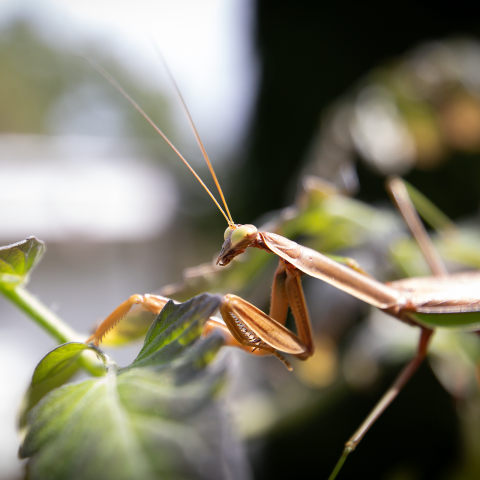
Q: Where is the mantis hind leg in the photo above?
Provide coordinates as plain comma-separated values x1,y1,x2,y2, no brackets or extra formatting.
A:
387,177,448,278
329,327,433,480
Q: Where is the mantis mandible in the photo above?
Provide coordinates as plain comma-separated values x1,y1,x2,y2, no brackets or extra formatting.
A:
85,59,480,479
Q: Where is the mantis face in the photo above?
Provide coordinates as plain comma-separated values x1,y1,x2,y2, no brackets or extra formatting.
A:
217,224,258,266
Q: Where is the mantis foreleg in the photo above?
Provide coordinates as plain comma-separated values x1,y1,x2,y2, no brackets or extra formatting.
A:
86,293,268,357
270,259,315,358
86,294,170,345
270,259,289,325
284,262,315,358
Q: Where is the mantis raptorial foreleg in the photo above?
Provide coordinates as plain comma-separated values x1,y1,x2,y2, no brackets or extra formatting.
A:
85,293,266,355
86,290,309,369
270,259,289,325
269,259,315,358
86,294,170,345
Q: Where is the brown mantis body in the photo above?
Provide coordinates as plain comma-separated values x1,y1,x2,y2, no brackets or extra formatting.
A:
86,59,480,478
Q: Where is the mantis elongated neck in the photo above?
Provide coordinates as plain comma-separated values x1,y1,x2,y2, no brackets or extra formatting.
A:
260,232,402,310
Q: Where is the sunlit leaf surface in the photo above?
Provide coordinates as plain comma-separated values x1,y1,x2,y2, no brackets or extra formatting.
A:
0,236,45,287
20,294,248,480
19,342,106,428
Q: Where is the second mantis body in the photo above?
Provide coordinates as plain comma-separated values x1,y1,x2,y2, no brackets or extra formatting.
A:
86,59,480,479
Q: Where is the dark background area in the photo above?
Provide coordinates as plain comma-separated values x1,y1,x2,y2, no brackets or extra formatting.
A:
236,2,480,223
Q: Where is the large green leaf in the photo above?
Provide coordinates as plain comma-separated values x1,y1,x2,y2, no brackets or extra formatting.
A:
0,236,45,287
20,294,248,480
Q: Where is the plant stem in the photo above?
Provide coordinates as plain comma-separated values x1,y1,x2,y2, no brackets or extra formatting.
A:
0,285,103,376
328,447,351,480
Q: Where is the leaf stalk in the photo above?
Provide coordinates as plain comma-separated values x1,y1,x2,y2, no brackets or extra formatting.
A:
0,285,104,376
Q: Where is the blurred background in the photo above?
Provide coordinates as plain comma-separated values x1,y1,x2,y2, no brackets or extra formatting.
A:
2,0,480,479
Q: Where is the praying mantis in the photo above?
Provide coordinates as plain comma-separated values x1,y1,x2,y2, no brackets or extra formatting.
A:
85,60,480,479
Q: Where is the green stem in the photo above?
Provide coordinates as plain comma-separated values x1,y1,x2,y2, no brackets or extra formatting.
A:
0,285,103,376
328,447,352,480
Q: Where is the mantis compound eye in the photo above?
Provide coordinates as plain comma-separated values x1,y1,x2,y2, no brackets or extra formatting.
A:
224,225,235,240
230,224,258,248
217,224,257,266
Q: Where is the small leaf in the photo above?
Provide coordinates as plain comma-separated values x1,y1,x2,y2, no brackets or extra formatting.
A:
19,342,107,428
0,236,45,287
20,294,248,480
129,294,221,370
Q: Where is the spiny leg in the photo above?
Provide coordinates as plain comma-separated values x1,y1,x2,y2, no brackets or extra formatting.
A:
214,257,314,367
270,259,289,324
284,263,315,358
86,293,279,358
268,258,315,359
86,294,170,345
269,255,369,360
202,317,270,357
328,327,433,480
270,252,377,361
219,294,310,370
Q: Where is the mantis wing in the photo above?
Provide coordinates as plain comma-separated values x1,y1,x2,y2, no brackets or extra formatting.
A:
390,271,480,329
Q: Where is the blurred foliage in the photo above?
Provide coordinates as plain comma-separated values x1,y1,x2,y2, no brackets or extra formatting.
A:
237,2,480,223
310,39,480,223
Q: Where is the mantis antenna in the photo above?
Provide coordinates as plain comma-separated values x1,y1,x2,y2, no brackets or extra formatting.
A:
151,45,234,227
86,58,234,226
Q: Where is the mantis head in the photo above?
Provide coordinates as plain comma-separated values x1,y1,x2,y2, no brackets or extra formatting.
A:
217,224,258,266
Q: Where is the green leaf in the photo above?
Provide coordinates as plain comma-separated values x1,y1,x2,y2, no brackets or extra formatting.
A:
19,342,106,428
129,295,221,370
20,293,246,480
0,236,45,287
